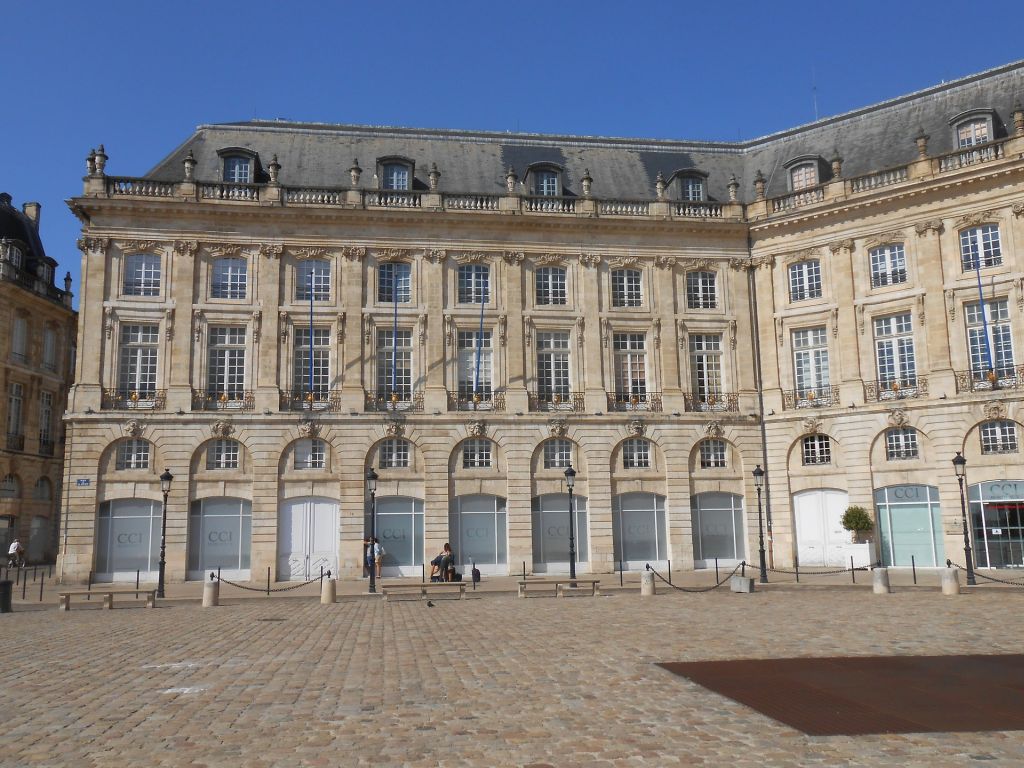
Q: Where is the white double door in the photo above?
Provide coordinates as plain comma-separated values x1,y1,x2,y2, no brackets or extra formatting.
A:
278,497,338,581
793,489,849,567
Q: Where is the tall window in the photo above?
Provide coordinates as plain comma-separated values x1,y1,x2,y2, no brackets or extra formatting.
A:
966,299,1014,379
790,163,818,190
793,327,830,397
543,439,572,469
206,439,240,470
686,271,717,309
378,262,411,303
293,327,330,397
802,435,831,465
680,176,705,201
957,119,990,147
613,333,647,401
382,163,409,190
379,438,411,469
376,329,412,399
611,269,642,307
123,254,161,296
10,316,27,363
6,383,22,438
699,439,727,468
211,258,247,299
457,330,492,400
458,264,490,304
689,334,722,403
536,331,570,401
535,170,558,196
33,478,52,500
118,325,159,395
870,244,907,288
296,260,331,301
207,327,247,397
960,225,1002,271
535,267,567,305
42,327,57,371
38,391,53,447
789,261,822,301
463,438,493,468
294,439,326,470
223,156,251,183
981,421,1018,454
874,314,916,387
885,428,919,460
622,438,651,469
116,438,150,470
0,475,17,498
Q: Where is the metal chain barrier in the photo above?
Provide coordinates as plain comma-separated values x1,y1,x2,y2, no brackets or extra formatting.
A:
766,563,874,577
946,560,1024,587
645,562,743,593
214,574,323,593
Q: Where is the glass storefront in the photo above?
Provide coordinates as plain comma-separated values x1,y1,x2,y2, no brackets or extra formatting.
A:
875,485,943,567
188,497,252,579
612,492,667,569
692,492,744,567
28,516,47,563
969,481,1024,568
365,496,424,576
531,494,589,573
96,499,161,580
449,494,507,574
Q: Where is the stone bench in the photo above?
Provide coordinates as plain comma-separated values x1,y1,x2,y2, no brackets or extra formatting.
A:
58,589,157,611
517,579,601,598
380,581,467,601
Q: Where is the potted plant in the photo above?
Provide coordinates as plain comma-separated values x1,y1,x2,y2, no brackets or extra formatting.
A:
841,505,874,544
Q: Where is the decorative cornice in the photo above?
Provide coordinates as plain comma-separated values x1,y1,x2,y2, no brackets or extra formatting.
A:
728,257,749,271
914,219,944,237
750,254,775,270
784,247,821,263
1013,202,1024,219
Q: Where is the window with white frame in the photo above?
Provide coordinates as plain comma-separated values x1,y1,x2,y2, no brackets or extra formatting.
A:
462,438,493,468
680,176,705,202
885,428,919,460
296,260,331,302
38,391,52,446
116,438,150,470
981,420,1018,454
536,331,571,401
789,260,822,301
118,324,159,395
207,327,246,398
793,327,830,398
686,271,717,309
6,383,22,438
223,156,252,183
622,438,651,469
10,315,26,363
294,438,326,470
206,439,240,470
382,163,410,190
959,225,1002,271
869,244,907,288
535,267,567,305
802,434,831,465
458,264,489,304
790,163,818,190
699,439,727,468
457,330,492,400
535,170,559,196
378,262,411,303
613,333,647,401
379,438,411,469
957,119,990,148
42,327,57,371
2,243,23,268
123,254,161,296
543,438,572,469
874,313,916,388
211,257,247,299
376,329,412,400
689,334,723,403
611,269,642,308
966,299,1014,379
293,327,330,398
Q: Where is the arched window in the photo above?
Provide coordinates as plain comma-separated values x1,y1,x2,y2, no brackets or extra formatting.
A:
32,477,52,500
956,118,990,148
611,269,642,308
211,257,248,299
885,428,918,461
116,439,150,470
869,244,907,287
980,421,1018,455
462,438,493,469
802,435,831,465
0,475,19,498
698,439,726,468
206,439,241,470
959,225,1002,271
379,438,411,469
294,439,327,470
622,438,651,469
543,438,572,469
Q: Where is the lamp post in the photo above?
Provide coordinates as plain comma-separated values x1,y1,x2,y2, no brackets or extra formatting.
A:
157,468,173,598
366,466,379,594
753,464,767,583
564,463,577,581
953,452,977,585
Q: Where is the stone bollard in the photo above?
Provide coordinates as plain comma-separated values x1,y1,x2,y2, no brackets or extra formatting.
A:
872,567,892,594
321,577,336,605
640,571,655,597
941,569,961,596
730,575,755,593
202,579,219,608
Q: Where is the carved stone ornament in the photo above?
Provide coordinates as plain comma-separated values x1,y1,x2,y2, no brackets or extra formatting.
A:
279,311,289,341
600,318,609,348
467,419,486,437
418,314,427,346
802,416,823,435
535,253,566,266
210,420,234,438
750,254,775,270
193,309,203,342
207,243,242,258
165,308,174,341
252,310,262,343
1017,278,1024,313
384,420,403,437
578,252,602,268
863,230,905,249
677,319,687,349
831,308,839,338
627,419,646,436
984,401,1007,421
704,420,724,438
424,248,445,263
258,243,283,259
775,317,784,347
444,314,454,346
654,255,677,270
827,239,854,254
342,245,367,261
576,317,585,348
293,246,328,260
610,256,639,269
914,219,944,237
297,419,320,438
377,247,412,262
1013,202,1024,219
497,315,507,347
524,316,534,347
917,294,926,326
682,257,712,271
502,251,525,266
954,210,996,230
728,257,749,271
116,240,159,254
104,306,113,339
728,320,737,349
123,419,144,437
454,251,489,265
654,318,662,349
548,418,568,438
173,240,198,257
857,304,865,335
336,312,345,344
77,236,110,254
887,408,909,428
946,289,957,320
363,315,374,345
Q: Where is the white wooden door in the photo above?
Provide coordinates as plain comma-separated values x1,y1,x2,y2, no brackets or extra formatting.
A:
277,497,338,581
793,489,849,567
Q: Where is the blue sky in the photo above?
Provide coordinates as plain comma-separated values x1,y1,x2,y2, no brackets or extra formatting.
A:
4,0,1024,307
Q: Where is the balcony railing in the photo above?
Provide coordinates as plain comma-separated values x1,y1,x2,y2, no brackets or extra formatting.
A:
607,392,663,412
192,390,256,411
783,386,840,410
366,190,421,208
39,439,54,457
106,177,175,197
849,166,908,193
683,392,739,412
200,182,260,201
673,201,723,218
102,389,166,410
445,193,500,211
283,187,346,205
528,391,585,412
870,269,908,288
524,196,576,214
599,200,650,216
771,186,825,213
365,390,424,412
864,377,927,402
447,390,506,411
955,366,1024,394
6,434,23,452
937,139,1006,172
279,389,342,412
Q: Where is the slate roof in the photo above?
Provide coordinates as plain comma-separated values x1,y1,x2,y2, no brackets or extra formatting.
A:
0,193,50,265
145,60,1024,203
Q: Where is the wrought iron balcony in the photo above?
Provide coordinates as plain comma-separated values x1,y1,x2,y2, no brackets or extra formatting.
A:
192,389,256,411
38,439,54,457
5,433,23,452
279,389,342,412
528,391,585,412
365,389,424,412
683,392,739,412
447,390,506,412
864,377,927,402
783,386,840,410
607,392,663,412
102,389,166,410
955,366,1024,394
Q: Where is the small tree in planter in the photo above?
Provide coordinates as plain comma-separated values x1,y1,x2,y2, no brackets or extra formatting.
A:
841,505,874,544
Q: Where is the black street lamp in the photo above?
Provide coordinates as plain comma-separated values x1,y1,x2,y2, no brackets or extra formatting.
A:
953,452,977,586
753,464,767,583
564,463,577,581
366,466,379,594
157,468,173,599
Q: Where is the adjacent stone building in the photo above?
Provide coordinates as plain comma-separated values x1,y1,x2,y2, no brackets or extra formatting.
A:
61,61,1024,584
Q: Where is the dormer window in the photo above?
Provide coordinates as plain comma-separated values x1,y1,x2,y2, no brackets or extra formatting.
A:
536,170,558,196
223,156,252,183
526,163,564,196
950,110,996,148
1,242,24,268
681,176,705,201
790,163,818,190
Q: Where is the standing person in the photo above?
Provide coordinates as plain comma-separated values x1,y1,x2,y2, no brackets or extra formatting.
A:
373,537,384,579
7,537,24,568
362,537,371,578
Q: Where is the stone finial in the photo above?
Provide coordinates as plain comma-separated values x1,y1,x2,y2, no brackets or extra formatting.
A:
655,171,666,200
727,174,739,202
86,149,97,177
94,145,108,175
581,168,593,197
1013,101,1024,137
183,150,196,182
428,163,441,191
753,170,766,201
505,166,519,194
914,128,929,159
830,152,843,179
349,159,362,187
267,154,281,185
64,272,72,293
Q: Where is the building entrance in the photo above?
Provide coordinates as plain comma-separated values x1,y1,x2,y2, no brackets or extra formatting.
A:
277,497,338,581
970,481,1024,568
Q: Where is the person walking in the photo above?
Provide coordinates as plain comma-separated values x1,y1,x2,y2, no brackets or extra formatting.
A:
7,537,24,568
372,537,384,579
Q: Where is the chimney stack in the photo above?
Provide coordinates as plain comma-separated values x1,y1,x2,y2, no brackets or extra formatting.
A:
22,202,41,227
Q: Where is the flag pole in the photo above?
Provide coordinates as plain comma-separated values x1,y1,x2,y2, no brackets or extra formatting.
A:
473,276,485,409
308,269,314,410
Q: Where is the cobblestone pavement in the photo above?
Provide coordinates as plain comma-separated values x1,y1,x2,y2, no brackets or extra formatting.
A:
3,587,1024,767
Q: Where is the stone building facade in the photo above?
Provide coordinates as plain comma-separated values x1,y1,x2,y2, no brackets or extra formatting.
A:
61,62,1024,583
